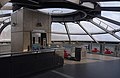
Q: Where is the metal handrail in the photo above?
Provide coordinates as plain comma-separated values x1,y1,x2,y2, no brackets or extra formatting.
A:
96,18,116,31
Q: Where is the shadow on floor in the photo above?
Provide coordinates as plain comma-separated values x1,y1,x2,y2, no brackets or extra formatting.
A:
27,59,120,78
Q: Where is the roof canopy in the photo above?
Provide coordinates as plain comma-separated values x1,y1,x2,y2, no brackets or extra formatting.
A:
1,0,120,43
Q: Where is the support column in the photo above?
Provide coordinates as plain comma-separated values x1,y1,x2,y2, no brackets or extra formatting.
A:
88,42,92,52
11,8,51,52
114,45,118,56
115,43,120,56
100,42,105,54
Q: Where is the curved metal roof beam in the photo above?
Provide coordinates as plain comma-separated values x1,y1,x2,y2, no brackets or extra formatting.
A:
0,21,11,35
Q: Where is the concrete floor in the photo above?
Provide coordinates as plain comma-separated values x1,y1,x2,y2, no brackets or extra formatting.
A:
25,54,120,78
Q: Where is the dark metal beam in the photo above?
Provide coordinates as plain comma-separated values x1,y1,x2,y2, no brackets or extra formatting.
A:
63,22,71,43
12,4,21,11
0,4,2,8
11,0,94,10
97,15,120,26
38,2,93,10
52,10,87,22
101,7,120,11
77,22,99,43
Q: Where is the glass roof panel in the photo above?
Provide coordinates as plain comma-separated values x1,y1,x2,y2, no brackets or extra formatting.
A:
51,23,67,33
92,34,120,42
51,34,69,41
93,18,120,31
80,21,105,33
98,1,120,7
115,32,120,37
66,22,86,34
70,35,93,41
81,2,94,9
67,0,80,4
101,11,120,22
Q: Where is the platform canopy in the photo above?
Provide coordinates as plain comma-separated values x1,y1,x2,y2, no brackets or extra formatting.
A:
1,0,120,43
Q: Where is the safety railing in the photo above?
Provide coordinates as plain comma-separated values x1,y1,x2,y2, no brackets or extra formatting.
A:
96,18,116,31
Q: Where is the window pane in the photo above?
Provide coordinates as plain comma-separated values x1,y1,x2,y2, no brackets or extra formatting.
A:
93,34,120,42
93,18,120,31
81,2,94,9
70,35,93,41
51,34,69,41
99,1,120,7
115,32,120,37
80,21,105,33
66,22,86,34
51,23,67,33
101,11,120,22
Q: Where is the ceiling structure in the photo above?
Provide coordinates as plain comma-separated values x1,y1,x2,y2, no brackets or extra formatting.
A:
1,0,120,43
